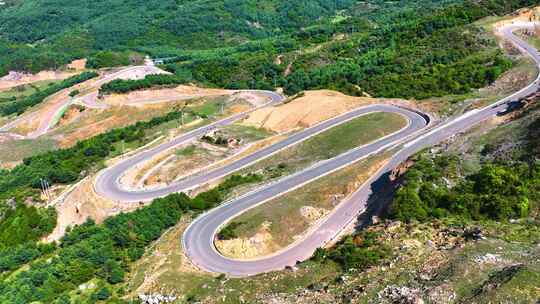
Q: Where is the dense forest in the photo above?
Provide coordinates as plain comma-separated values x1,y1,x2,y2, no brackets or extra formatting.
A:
389,155,539,221
23,0,530,102
0,173,261,303
0,0,535,98
167,0,523,99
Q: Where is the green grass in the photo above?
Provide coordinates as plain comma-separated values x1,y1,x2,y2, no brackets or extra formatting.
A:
176,144,196,156
227,153,390,250
190,99,222,117
241,112,406,176
0,80,59,101
0,137,57,163
222,124,273,142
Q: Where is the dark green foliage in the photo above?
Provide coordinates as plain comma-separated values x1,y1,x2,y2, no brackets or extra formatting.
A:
0,203,57,248
92,287,111,301
0,242,56,273
69,89,80,97
0,202,57,273
389,154,539,222
0,0,361,74
0,172,263,303
526,116,540,158
99,74,189,95
217,221,243,240
189,173,263,211
86,51,131,69
0,0,532,102
0,71,98,116
314,231,388,271
161,0,532,100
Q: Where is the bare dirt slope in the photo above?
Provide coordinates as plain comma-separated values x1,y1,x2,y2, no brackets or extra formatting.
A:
104,85,232,106
241,90,415,133
0,58,88,90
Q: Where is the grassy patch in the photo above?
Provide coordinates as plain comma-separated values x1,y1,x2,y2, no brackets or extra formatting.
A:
0,137,57,163
222,124,273,142
176,144,197,157
223,152,390,252
241,112,406,177
0,80,59,101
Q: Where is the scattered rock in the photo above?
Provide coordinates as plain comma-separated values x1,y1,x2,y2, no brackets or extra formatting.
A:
138,293,177,304
299,206,329,222
474,253,502,265
78,282,96,291
378,285,424,304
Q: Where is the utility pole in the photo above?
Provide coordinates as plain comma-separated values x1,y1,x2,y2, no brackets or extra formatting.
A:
40,178,45,201
40,178,51,203
45,180,52,202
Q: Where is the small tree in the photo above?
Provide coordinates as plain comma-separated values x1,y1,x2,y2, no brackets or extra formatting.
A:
69,90,80,98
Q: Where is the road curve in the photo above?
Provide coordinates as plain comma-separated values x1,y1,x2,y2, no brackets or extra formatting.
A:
0,65,165,138
95,104,426,202
178,23,540,276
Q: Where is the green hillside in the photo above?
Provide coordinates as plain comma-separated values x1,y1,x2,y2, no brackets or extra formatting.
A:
1,0,537,100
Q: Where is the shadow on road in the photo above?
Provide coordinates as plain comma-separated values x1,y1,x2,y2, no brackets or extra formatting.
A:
354,169,404,232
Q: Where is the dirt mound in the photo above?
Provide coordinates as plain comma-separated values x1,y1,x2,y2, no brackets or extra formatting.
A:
215,221,279,259
241,90,406,133
493,6,540,29
67,59,87,71
104,85,232,106
0,70,76,91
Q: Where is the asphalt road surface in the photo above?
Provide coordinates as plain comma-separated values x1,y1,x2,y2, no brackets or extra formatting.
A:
179,23,540,276
0,65,165,138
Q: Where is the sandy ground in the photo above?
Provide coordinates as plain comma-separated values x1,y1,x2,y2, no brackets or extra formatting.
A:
67,59,87,71
241,90,415,133
52,103,178,147
45,175,142,242
0,58,88,91
0,70,76,91
492,6,540,29
104,85,233,106
215,221,278,260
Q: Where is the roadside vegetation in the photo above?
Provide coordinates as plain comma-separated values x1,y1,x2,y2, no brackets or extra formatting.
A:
0,71,98,116
0,172,262,303
0,107,215,202
99,74,187,95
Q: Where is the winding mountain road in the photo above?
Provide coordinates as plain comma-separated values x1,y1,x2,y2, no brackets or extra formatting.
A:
39,22,540,276
95,104,426,202
180,23,540,276
0,65,166,138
